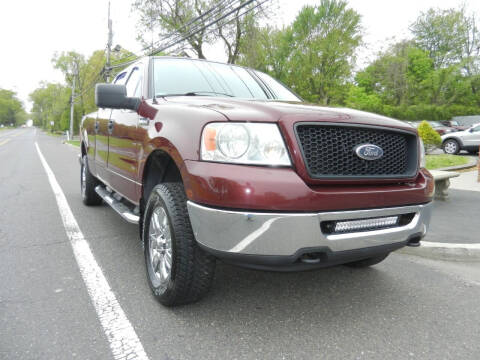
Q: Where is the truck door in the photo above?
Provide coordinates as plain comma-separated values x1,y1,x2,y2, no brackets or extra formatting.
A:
106,64,144,203
94,108,112,181
94,71,128,182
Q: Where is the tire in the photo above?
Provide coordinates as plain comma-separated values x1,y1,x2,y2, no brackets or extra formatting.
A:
345,253,389,268
442,139,460,155
143,183,216,306
81,154,102,206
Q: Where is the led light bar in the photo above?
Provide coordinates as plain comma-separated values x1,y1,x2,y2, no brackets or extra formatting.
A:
334,216,399,233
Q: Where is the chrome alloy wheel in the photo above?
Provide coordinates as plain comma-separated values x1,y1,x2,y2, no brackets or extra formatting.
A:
81,159,87,198
444,140,458,154
148,206,173,287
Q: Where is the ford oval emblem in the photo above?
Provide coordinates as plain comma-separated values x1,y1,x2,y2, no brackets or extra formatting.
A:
354,144,384,160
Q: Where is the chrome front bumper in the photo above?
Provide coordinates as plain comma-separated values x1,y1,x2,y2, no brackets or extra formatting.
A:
187,201,433,258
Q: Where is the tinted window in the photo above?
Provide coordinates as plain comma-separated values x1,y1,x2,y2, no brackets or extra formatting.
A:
114,71,128,85
153,58,289,100
125,67,142,97
255,71,301,101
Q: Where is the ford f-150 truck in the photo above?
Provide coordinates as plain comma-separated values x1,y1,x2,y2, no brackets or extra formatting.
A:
80,56,434,306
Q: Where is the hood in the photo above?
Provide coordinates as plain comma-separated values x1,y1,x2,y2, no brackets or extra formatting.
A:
163,96,415,131
442,128,470,139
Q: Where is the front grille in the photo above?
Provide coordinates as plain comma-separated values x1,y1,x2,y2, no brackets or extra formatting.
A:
295,123,418,179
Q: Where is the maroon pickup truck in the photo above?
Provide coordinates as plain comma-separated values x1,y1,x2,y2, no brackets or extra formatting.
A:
80,56,434,306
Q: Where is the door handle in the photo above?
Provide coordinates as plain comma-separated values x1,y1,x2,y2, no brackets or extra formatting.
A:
138,117,149,126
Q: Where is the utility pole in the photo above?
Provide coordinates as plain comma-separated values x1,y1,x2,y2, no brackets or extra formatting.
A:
106,1,113,82
69,62,78,141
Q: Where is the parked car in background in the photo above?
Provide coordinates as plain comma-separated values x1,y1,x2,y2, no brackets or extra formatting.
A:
440,119,470,131
450,115,480,130
409,121,455,135
442,123,480,154
426,121,456,135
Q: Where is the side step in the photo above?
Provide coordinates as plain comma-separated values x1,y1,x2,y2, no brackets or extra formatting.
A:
95,185,140,224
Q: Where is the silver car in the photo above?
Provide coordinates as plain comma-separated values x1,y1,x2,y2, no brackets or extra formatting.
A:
441,123,480,154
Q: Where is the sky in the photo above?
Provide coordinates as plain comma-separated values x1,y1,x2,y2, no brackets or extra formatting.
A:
1,0,479,112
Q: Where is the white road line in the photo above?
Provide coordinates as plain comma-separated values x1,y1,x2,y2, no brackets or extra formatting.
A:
35,142,149,360
422,241,480,250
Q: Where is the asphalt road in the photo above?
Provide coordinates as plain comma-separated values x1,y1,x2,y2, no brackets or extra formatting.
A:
1,128,480,360
428,189,480,243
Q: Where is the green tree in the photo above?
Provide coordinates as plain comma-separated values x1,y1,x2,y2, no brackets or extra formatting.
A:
344,85,383,113
0,89,26,126
49,49,132,134
410,8,468,68
351,37,479,120
29,83,72,131
240,0,362,105
238,25,293,78
287,1,362,104
417,120,441,152
214,0,271,64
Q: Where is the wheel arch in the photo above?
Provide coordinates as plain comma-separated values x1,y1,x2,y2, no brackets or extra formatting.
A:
141,149,184,204
442,136,463,147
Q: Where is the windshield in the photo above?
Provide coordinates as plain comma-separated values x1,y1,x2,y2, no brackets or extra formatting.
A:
153,58,301,101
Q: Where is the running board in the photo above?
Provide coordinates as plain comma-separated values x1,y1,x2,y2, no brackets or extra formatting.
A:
95,185,140,224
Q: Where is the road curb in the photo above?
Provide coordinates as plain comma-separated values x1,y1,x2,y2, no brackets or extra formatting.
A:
435,156,478,171
398,241,480,262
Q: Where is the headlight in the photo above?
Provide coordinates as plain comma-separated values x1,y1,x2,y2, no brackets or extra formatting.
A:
201,123,291,166
419,138,426,168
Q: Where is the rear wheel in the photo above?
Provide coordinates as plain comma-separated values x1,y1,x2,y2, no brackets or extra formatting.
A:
345,253,389,268
443,139,460,155
81,154,102,206
143,183,216,306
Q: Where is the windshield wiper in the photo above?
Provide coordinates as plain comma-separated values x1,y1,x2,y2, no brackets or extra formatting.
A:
156,91,234,98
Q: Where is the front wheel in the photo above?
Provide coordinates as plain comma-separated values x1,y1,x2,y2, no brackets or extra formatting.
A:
81,154,102,206
143,183,216,306
443,139,460,155
345,253,389,268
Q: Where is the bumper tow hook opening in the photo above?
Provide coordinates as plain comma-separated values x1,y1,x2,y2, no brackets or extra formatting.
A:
300,253,323,264
407,235,422,247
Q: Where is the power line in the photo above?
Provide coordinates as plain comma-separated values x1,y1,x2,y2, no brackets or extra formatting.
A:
71,48,109,102
110,0,266,69
109,0,239,68
143,0,238,53
72,70,105,102
148,0,252,55
152,0,270,57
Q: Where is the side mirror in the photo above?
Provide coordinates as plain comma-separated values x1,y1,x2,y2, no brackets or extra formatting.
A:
95,84,141,111
469,128,474,133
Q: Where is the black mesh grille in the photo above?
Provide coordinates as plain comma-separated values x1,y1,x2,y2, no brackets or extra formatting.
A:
295,124,417,179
